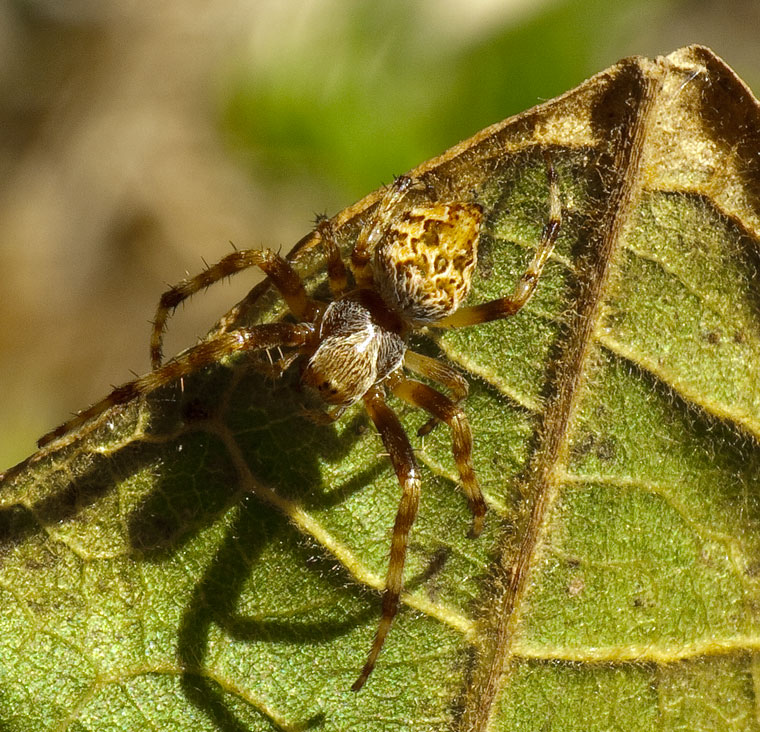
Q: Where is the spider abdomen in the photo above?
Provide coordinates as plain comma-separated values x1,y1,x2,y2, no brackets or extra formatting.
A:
373,203,482,325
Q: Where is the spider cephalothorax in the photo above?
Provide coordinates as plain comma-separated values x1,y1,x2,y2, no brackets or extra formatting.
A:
39,163,561,690
302,291,406,411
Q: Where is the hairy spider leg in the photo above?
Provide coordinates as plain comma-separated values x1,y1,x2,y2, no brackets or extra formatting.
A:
389,373,485,537
352,385,422,692
350,175,417,288
403,351,468,402
150,248,319,368
435,154,562,329
314,215,349,297
403,350,469,437
38,322,314,447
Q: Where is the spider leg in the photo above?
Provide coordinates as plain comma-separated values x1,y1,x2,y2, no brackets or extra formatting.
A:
350,175,417,288
314,215,349,296
403,350,468,436
435,153,561,329
352,385,421,691
389,373,485,538
39,322,313,447
151,248,319,368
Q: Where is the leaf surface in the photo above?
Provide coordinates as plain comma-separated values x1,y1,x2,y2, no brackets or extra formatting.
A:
1,46,759,731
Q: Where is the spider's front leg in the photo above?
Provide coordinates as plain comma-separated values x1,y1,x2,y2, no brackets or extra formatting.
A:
350,175,419,288
352,385,421,691
150,248,319,369
39,322,314,447
314,215,349,297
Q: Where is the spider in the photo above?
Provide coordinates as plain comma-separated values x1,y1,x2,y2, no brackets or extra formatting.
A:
39,157,561,690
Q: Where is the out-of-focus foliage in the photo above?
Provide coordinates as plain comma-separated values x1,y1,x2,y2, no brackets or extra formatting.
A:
223,0,670,197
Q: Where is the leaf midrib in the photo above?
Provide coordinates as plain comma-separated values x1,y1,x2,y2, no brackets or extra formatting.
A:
459,57,664,732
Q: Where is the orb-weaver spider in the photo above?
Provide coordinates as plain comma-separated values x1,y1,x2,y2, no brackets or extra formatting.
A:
39,157,561,690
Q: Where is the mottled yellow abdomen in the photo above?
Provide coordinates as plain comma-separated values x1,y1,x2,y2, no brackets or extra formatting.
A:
372,202,482,325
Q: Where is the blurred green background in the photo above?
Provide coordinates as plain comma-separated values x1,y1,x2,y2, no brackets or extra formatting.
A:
1,0,758,470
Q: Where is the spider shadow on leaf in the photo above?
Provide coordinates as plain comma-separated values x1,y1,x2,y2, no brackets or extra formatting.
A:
123,353,467,728
126,363,382,556
3,355,406,730
119,361,410,728
175,486,457,732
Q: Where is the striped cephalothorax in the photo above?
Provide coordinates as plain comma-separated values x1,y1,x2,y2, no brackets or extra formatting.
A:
39,163,562,690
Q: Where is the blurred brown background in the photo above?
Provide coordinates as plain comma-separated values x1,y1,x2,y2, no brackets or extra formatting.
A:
2,0,758,469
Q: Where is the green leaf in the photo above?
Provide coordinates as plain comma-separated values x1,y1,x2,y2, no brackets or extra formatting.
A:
2,46,759,731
